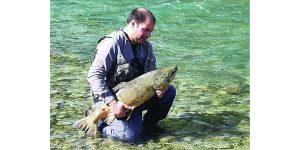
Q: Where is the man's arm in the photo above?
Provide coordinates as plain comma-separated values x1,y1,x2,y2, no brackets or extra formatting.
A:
87,39,117,104
87,38,129,118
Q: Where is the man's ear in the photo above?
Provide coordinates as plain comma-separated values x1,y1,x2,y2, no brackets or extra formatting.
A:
130,20,136,28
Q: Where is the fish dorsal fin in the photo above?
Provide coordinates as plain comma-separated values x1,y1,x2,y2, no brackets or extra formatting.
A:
112,82,127,93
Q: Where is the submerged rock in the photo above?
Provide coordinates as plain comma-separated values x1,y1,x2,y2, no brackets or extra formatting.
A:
223,85,242,95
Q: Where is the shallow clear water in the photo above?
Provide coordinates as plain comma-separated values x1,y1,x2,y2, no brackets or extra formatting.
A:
51,0,249,149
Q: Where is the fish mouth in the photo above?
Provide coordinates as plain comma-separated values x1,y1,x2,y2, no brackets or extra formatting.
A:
153,66,178,90
167,66,178,82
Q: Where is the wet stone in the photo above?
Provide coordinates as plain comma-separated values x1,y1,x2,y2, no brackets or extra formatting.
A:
223,85,242,95
55,101,63,109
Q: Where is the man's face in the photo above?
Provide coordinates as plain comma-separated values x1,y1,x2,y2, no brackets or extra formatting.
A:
132,19,154,44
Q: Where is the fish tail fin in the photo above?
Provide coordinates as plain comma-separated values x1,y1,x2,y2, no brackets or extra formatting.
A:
73,116,98,137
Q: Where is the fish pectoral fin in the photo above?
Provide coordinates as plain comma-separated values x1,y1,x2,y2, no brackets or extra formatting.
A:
112,82,127,93
126,106,135,121
104,116,115,125
126,111,132,121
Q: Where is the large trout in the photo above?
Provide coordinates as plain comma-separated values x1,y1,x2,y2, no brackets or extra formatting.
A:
73,66,178,136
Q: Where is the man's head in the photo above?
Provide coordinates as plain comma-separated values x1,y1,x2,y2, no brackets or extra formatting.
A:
125,8,156,44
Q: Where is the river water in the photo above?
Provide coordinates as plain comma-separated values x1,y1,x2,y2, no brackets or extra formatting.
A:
50,0,249,149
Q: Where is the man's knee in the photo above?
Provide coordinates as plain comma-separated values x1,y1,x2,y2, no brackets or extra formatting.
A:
123,128,143,142
167,84,176,98
160,84,176,104
102,116,143,142
103,125,142,142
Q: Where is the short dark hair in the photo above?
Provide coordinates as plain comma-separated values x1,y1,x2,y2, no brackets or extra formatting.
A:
127,8,156,25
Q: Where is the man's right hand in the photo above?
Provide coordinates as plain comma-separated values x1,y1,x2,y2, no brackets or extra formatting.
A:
108,99,130,118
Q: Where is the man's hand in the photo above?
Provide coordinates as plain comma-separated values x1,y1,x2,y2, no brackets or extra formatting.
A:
155,87,167,98
108,100,130,118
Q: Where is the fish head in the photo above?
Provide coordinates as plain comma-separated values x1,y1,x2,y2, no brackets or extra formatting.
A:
152,66,178,90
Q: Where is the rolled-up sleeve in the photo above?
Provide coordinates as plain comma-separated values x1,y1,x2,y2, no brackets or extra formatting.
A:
87,39,117,104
